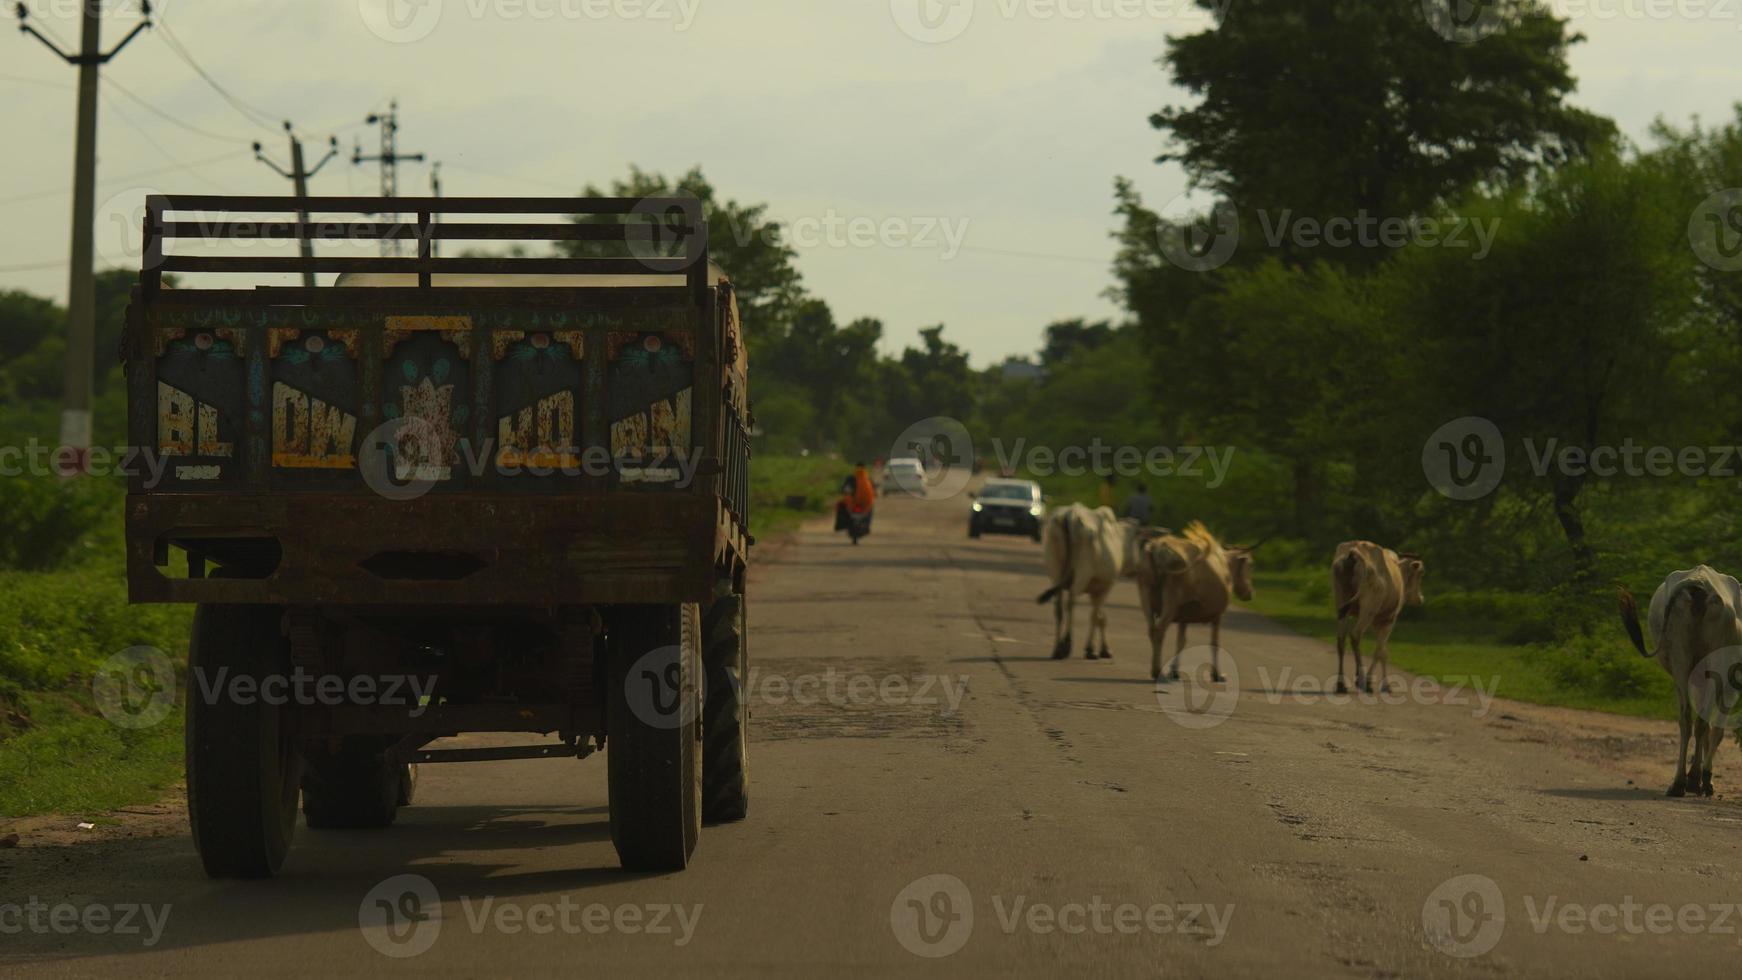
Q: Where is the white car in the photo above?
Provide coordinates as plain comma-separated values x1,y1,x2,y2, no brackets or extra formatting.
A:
882,458,928,496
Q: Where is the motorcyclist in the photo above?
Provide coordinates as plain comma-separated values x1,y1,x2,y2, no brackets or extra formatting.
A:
835,461,877,544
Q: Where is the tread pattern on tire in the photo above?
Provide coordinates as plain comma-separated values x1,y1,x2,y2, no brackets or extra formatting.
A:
702,593,749,824
606,603,702,871
185,603,301,879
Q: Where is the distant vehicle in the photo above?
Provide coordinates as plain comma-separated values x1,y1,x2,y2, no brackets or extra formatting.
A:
882,457,928,496
970,479,1045,541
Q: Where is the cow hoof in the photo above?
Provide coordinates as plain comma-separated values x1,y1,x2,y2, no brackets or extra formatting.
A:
1051,646,1070,661
1083,650,1097,661
1098,648,1112,661
1667,784,1688,798
1334,680,1349,695
1704,784,1716,798
1375,682,1389,695
1168,669,1181,681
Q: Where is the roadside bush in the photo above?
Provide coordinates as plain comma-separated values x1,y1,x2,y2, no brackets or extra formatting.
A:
1536,633,1665,702
0,474,115,571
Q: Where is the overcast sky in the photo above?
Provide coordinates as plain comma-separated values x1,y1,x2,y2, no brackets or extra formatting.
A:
1,1,1737,365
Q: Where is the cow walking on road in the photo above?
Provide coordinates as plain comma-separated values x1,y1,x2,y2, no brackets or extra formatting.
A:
1138,522,1254,683
1036,504,1141,661
1619,566,1742,798
1332,542,1425,695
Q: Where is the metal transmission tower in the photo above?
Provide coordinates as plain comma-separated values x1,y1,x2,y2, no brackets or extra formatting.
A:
255,122,339,288
14,0,154,470
352,100,425,256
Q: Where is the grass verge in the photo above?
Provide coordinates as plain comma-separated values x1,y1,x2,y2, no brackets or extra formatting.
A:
1244,568,1676,721
749,454,852,541
0,512,193,818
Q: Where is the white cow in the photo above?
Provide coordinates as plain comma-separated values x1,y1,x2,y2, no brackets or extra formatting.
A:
1035,504,1141,661
1619,566,1742,798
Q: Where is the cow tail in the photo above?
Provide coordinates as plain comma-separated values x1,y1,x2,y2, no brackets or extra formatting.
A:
1334,552,1361,620
1035,513,1075,605
1617,586,1651,658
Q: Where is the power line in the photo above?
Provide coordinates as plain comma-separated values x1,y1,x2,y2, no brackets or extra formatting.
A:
0,72,72,91
955,244,1108,265
443,161,577,193
0,148,249,207
99,87,236,191
0,258,68,273
153,15,279,135
100,74,254,145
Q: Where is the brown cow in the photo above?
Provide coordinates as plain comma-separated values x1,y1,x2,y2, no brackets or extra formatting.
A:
1331,542,1425,695
1137,522,1254,683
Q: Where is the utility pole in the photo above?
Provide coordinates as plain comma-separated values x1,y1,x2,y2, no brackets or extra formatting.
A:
255,122,339,288
352,100,425,256
429,162,442,258
15,0,153,471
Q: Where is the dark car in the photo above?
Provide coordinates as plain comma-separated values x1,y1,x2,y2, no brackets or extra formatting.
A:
969,479,1045,541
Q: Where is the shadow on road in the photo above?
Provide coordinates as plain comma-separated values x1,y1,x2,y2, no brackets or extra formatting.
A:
1,803,664,964
1539,787,1669,802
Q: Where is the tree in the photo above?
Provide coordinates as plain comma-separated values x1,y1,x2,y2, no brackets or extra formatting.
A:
1378,152,1697,577
558,166,806,329
1153,0,1615,269
1039,319,1115,368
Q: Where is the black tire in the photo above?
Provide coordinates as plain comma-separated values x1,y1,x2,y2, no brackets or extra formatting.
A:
185,603,302,879
606,604,702,871
702,591,749,824
398,763,419,807
302,737,402,829
969,521,981,539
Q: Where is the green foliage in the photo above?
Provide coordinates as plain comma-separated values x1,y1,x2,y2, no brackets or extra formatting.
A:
0,291,60,358
0,474,115,572
747,454,853,540
1155,0,1614,269
560,165,806,328
0,482,193,817
1537,633,1664,703
0,270,144,403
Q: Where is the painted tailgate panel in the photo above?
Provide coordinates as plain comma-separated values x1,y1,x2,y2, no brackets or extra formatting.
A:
153,326,246,489
144,305,701,494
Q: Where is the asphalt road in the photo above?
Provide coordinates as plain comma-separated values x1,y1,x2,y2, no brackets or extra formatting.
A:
5,493,1742,977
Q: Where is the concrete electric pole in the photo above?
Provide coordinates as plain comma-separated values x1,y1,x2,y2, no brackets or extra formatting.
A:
15,0,154,470
255,121,339,288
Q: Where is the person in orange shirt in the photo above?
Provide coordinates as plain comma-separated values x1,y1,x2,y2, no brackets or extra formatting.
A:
836,461,876,544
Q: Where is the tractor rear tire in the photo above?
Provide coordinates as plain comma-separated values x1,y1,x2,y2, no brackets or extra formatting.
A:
185,603,302,879
606,604,702,871
702,592,749,824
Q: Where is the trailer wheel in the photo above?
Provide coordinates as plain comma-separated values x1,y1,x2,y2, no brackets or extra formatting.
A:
398,762,419,807
606,604,702,871
302,737,403,829
185,603,302,879
702,591,749,824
